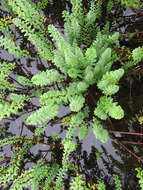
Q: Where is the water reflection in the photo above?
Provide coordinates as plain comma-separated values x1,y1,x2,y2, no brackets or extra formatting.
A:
0,1,143,189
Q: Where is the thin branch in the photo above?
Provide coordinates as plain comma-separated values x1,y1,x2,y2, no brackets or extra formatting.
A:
122,141,143,145
109,130,143,136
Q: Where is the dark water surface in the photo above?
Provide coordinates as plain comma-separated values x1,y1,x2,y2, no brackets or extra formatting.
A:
0,0,143,189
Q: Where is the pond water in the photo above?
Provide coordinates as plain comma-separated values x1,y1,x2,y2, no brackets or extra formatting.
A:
0,0,143,189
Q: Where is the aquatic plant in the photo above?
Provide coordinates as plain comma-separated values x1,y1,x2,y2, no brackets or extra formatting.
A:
0,0,125,144
136,168,143,190
97,180,106,190
114,0,140,7
120,0,140,7
113,174,122,190
0,0,142,189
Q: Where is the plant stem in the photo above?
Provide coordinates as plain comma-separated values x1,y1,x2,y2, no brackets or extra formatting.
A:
122,141,143,145
109,130,143,136
112,137,143,163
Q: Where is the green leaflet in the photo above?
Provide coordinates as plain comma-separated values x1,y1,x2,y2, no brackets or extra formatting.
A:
17,76,32,86
0,61,15,76
132,47,143,62
43,164,59,190
26,103,59,125
97,68,124,95
13,18,52,61
0,144,31,187
108,103,124,119
94,104,108,120
92,119,109,143
0,35,28,58
94,48,113,80
0,24,14,39
10,93,28,103
56,111,89,189
56,140,77,189
70,175,86,190
76,81,89,92
0,78,15,90
108,32,120,43
120,0,139,7
0,61,15,91
40,89,68,105
100,84,119,96
97,180,106,190
0,23,28,58
31,69,61,86
8,0,44,30
63,0,101,46
94,96,124,120
36,0,48,11
11,163,58,190
69,95,85,112
0,136,24,147
0,94,27,120
84,66,95,84
136,168,143,190
40,83,87,107
10,168,34,190
78,123,88,140
85,47,97,66
63,140,77,154
86,1,97,24
113,174,122,190
64,17,81,44
63,0,83,44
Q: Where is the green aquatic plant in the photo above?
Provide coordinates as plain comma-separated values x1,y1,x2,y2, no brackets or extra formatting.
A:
0,0,141,189
8,0,44,30
0,32,28,58
70,174,87,190
12,18,52,60
120,0,140,7
36,0,49,11
0,142,32,187
62,0,102,46
113,0,140,7
132,46,143,63
113,174,122,190
0,61,15,90
136,168,143,190
97,180,106,190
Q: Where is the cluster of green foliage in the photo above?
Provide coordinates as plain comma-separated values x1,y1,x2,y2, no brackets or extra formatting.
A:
136,168,143,190
113,175,122,190
120,0,140,7
112,0,141,7
0,0,143,189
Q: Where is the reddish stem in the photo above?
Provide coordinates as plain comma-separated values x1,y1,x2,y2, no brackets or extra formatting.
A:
118,141,143,163
121,31,143,37
113,138,143,163
122,141,143,145
18,138,63,148
109,130,143,136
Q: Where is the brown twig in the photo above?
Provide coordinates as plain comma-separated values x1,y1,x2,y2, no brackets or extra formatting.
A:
116,140,143,163
122,141,143,145
17,137,63,148
109,130,143,136
112,137,143,163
